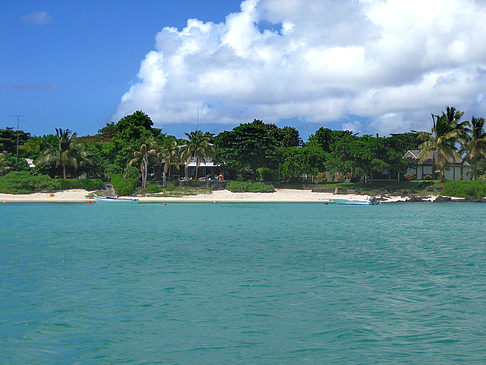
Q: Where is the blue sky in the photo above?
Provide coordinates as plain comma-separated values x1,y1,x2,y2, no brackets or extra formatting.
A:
2,0,486,140
0,0,241,137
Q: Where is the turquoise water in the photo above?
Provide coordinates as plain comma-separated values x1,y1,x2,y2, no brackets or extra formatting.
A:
1,202,486,364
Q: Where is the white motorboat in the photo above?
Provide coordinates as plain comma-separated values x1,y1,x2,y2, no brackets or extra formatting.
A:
94,196,139,203
332,196,378,205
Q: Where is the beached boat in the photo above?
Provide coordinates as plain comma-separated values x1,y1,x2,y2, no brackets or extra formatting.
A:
94,196,139,203
332,196,378,205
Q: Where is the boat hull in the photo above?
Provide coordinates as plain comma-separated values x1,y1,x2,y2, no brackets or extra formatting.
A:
94,196,139,203
332,198,375,205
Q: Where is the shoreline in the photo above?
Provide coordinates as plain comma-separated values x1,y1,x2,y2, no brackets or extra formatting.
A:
0,188,483,203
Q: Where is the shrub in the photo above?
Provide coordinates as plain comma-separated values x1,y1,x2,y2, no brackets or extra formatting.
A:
0,171,55,194
110,174,138,196
125,166,140,179
52,179,103,191
104,164,124,178
226,181,275,193
441,180,486,198
423,174,433,180
316,172,327,183
166,184,175,191
257,168,278,182
405,174,416,180
146,184,162,193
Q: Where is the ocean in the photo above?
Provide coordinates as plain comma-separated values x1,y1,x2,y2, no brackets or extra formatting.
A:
1,202,485,364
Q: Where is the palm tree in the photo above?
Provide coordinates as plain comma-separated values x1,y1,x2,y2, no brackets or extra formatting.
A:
38,128,84,179
463,116,486,180
418,107,470,181
182,130,215,179
128,136,158,191
159,139,181,187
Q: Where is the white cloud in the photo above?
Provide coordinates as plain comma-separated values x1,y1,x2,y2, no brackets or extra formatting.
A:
115,0,486,135
21,11,53,25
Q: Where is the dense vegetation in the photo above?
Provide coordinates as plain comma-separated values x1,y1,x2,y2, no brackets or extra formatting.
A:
441,180,486,198
0,171,102,194
1,107,485,197
226,181,276,193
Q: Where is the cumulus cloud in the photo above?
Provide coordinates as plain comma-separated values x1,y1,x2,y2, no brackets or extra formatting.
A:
115,0,486,135
21,11,53,25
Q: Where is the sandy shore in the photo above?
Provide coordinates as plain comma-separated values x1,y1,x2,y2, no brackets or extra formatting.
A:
0,189,372,203
1,189,468,203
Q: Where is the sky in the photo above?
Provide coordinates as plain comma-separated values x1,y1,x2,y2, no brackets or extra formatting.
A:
2,0,486,141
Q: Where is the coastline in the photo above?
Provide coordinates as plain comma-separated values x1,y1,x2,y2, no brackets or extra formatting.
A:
0,188,480,203
0,188,364,203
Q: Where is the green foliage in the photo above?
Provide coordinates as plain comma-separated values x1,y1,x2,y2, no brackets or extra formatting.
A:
0,128,30,154
418,106,470,180
21,135,58,160
110,173,138,196
226,181,275,193
125,166,140,179
0,170,103,194
52,179,103,191
183,130,215,179
316,172,327,182
104,163,124,178
463,116,486,180
166,183,175,191
0,171,54,193
146,184,163,193
0,153,30,175
37,128,89,179
115,110,158,141
214,121,278,176
441,180,486,198
256,168,278,181
253,120,301,147
278,146,327,181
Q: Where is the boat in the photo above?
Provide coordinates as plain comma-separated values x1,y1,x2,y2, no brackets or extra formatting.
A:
332,196,378,205
94,196,139,203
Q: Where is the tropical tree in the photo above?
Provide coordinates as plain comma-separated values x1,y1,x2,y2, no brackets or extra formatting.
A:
182,130,215,179
128,136,159,191
37,128,86,179
463,116,486,179
214,123,278,179
159,139,181,186
418,107,470,181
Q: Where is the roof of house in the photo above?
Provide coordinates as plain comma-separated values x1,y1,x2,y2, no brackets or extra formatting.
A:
403,150,470,166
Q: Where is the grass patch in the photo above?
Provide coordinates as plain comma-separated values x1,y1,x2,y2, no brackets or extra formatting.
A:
441,180,486,198
226,181,275,193
0,171,104,194
144,186,212,197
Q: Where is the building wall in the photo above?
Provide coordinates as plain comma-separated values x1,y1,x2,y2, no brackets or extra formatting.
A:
406,165,471,180
444,166,471,181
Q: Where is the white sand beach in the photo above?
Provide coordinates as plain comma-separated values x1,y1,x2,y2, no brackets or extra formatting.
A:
0,189,374,203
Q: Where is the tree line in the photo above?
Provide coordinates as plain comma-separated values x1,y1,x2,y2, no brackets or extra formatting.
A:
0,108,485,186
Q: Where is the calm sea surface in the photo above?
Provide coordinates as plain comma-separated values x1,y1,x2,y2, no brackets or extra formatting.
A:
1,202,486,364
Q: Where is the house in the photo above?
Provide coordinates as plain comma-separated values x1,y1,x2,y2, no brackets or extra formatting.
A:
185,157,221,179
403,150,471,181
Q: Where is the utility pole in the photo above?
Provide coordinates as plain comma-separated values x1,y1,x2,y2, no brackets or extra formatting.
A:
13,115,25,158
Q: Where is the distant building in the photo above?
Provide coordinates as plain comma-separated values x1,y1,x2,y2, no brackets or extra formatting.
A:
186,157,221,179
25,158,35,168
403,150,471,181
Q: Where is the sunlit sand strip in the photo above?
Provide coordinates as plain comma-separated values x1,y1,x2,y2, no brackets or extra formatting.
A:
0,189,359,203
